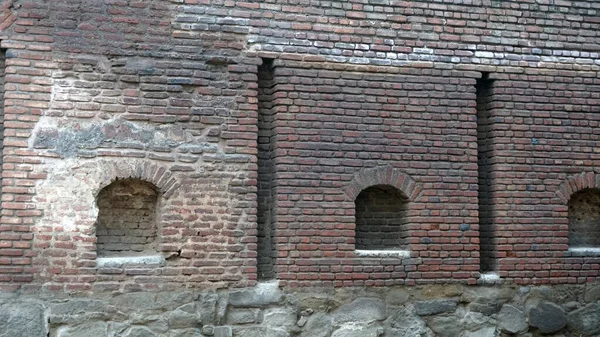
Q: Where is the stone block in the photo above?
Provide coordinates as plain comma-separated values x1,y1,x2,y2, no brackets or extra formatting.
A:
334,297,387,324
414,299,458,316
0,301,47,337
228,281,283,307
528,302,567,334
567,303,600,336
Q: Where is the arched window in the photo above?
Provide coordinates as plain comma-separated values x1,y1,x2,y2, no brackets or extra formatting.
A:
355,185,409,250
96,179,159,257
568,188,600,248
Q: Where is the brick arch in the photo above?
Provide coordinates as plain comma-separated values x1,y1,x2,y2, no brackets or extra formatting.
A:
93,159,180,199
343,166,421,202
556,171,600,204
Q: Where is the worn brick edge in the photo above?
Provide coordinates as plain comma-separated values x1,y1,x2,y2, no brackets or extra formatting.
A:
94,159,181,199
343,165,421,202
556,171,599,205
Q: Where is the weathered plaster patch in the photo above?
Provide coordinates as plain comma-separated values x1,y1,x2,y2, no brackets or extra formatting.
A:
31,118,199,157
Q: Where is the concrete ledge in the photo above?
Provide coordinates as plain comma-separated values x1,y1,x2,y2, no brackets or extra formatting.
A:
354,250,410,258
96,254,165,268
568,247,600,257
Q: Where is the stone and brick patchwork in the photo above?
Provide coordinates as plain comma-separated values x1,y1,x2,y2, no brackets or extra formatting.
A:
0,0,598,301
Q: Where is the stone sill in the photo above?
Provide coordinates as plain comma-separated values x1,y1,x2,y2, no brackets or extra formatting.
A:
567,247,600,257
354,250,410,258
477,272,502,285
96,254,165,268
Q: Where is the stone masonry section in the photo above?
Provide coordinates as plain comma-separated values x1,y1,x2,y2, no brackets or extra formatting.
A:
0,0,598,293
1,282,600,337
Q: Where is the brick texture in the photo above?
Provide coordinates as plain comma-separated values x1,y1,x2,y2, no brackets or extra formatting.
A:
96,179,159,256
0,0,598,291
355,185,409,250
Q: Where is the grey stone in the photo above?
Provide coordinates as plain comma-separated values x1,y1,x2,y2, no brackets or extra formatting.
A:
385,305,433,337
112,291,194,311
563,301,580,311
263,308,297,328
498,304,527,334
197,294,218,325
331,323,383,337
464,327,497,337
236,327,289,337
213,326,232,337
0,301,47,337
414,299,457,316
468,302,502,316
169,329,205,337
426,316,463,337
168,309,199,328
583,284,600,302
334,297,387,324
228,281,283,307
56,321,108,337
300,313,333,337
462,288,514,316
129,313,168,333
216,295,228,324
288,292,338,312
51,299,113,316
462,287,514,314
567,303,600,336
124,326,157,337
551,285,583,304
462,312,496,332
201,326,214,336
528,302,567,334
226,308,260,324
386,288,410,306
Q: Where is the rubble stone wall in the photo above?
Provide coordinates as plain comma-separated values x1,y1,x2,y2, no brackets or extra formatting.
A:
2,282,600,337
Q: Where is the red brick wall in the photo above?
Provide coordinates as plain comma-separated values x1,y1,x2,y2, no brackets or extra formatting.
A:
0,0,598,290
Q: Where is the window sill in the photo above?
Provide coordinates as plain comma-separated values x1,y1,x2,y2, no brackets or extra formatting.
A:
477,272,501,285
354,249,410,258
567,247,600,257
96,254,165,268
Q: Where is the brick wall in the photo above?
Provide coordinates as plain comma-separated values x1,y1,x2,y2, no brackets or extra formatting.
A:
0,0,598,290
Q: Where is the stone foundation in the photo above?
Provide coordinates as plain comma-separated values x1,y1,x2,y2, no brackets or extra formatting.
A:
2,282,600,337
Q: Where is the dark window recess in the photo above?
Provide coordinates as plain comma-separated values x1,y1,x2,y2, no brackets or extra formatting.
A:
355,185,409,250
257,58,277,280
0,49,5,199
477,73,496,272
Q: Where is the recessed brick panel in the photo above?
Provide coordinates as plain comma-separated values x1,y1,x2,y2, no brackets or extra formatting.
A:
96,179,159,257
355,185,409,250
568,189,600,248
